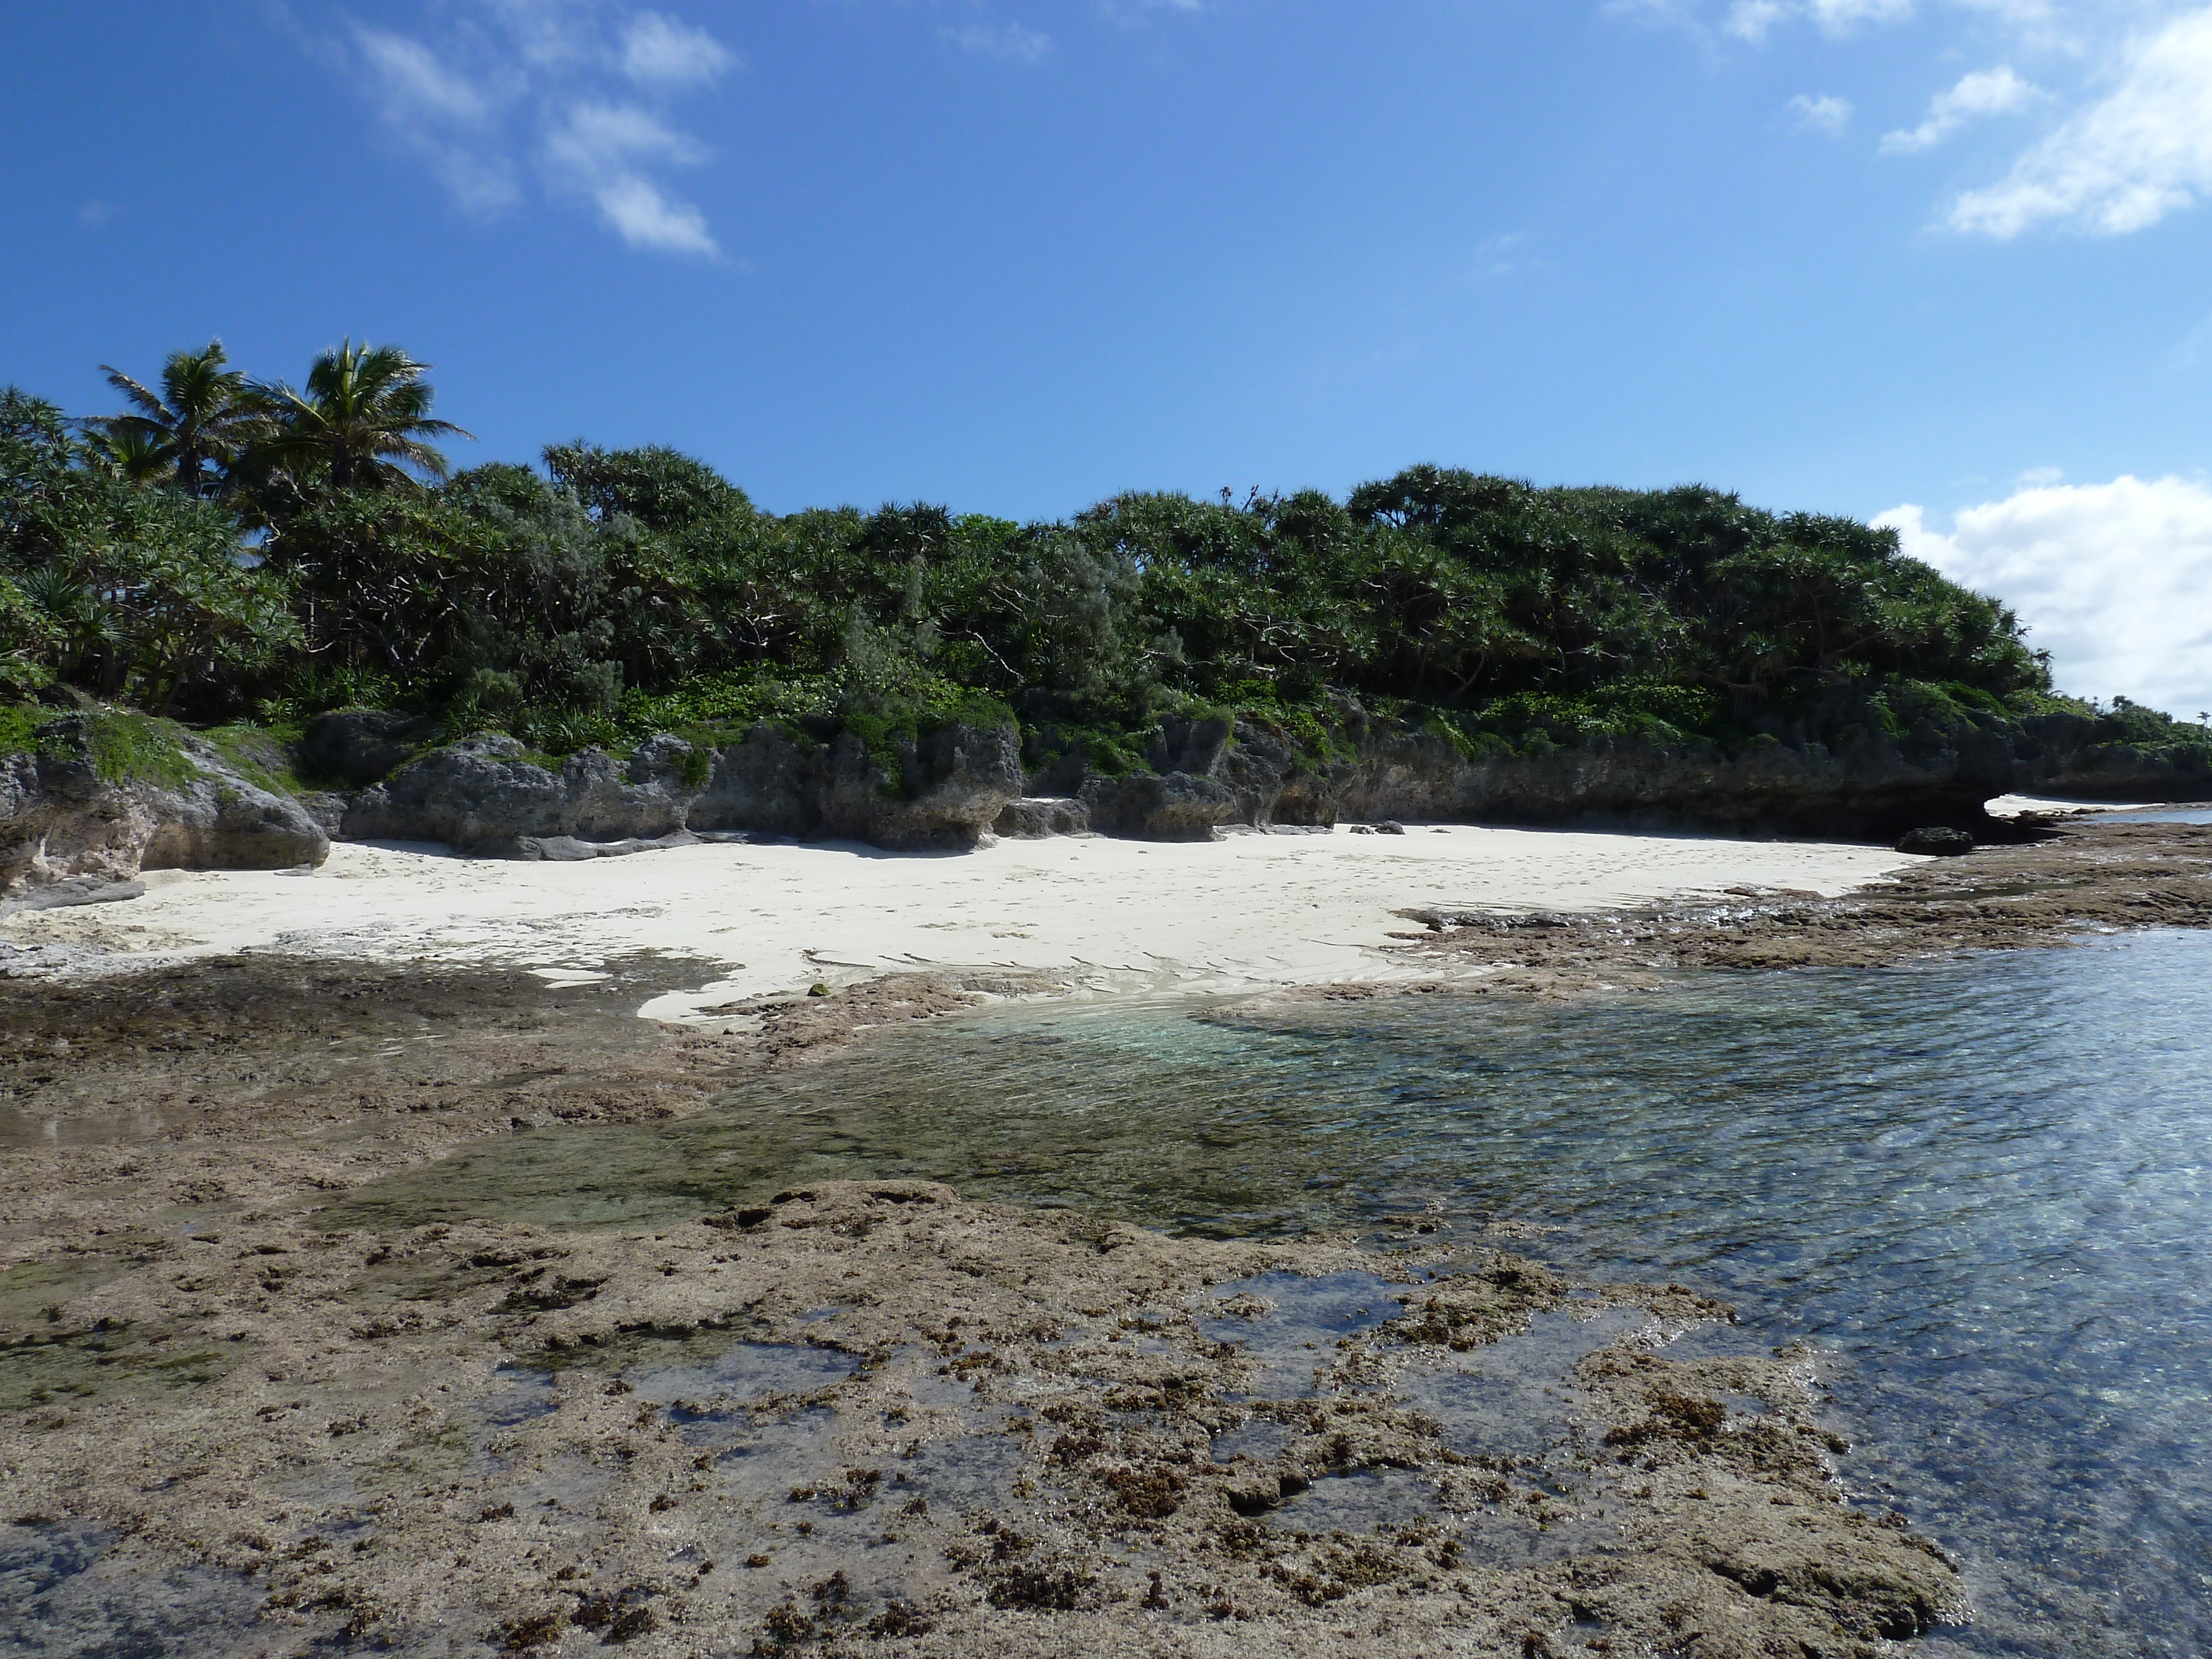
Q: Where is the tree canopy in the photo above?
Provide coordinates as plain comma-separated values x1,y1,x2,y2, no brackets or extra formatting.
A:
2,340,2095,760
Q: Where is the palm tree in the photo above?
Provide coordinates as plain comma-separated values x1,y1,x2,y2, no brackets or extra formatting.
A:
253,340,473,492
87,340,262,495
81,420,177,485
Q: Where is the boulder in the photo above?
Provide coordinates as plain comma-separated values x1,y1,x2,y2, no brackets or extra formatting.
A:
1,713,328,898
995,796,1090,838
688,724,823,839
1895,826,1975,857
342,734,571,853
338,719,1024,857
1079,771,1240,841
818,722,1023,850
299,708,435,786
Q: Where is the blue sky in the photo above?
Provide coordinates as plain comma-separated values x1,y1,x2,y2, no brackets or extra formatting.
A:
4,1,2211,709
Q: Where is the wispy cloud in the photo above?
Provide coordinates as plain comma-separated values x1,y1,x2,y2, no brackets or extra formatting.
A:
1790,92,1855,135
1608,1,2212,239
620,10,735,90
1727,0,1914,43
541,100,715,253
300,2,734,257
1950,7,2212,236
1880,65,2041,153
945,22,1054,64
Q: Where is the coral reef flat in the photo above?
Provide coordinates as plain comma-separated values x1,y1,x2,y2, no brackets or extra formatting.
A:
7,819,2210,1655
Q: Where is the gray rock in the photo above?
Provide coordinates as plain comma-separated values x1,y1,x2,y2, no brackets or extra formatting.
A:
0,714,328,898
1895,826,1976,856
820,722,1023,849
995,796,1091,838
338,719,1024,857
296,791,351,837
688,724,823,839
1079,771,1240,841
514,832,700,861
299,708,434,786
342,734,571,852
0,877,146,916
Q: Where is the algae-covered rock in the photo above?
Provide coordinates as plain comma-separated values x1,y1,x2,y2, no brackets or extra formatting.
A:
0,712,327,896
298,708,435,787
340,718,1022,857
1079,770,1239,841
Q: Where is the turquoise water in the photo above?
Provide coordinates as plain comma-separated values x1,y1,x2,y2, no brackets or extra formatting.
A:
334,931,2212,1656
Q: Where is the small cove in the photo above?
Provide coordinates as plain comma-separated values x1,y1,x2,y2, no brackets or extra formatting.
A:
332,930,2212,1657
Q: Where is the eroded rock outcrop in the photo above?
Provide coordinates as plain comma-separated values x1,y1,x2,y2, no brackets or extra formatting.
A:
1024,692,2212,844
1,713,328,898
292,687,2212,865
341,719,1022,856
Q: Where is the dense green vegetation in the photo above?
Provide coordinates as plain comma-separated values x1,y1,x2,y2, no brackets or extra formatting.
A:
6,337,2201,780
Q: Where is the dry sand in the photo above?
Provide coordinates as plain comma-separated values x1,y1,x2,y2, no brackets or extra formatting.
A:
1,825,1916,1019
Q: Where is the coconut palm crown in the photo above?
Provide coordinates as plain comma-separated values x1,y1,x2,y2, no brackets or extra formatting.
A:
87,340,261,496
254,340,473,493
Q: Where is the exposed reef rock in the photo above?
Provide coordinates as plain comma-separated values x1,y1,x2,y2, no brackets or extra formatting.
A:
0,712,328,897
338,719,1022,857
1078,769,1240,841
40,686,2186,880
993,796,1090,838
1025,693,2212,845
0,942,1963,1659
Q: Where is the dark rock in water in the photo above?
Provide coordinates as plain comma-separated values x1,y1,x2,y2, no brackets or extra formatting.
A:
1377,820,1406,835
1896,826,1976,856
995,796,1090,839
0,714,328,897
299,708,435,786
1079,771,1239,841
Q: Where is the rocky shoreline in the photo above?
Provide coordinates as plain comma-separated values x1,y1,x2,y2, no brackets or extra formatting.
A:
6,822,2208,1656
7,690,2211,900
0,952,1958,1658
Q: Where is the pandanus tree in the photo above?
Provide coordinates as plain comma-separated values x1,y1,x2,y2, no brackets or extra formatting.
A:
86,340,262,497
253,340,472,494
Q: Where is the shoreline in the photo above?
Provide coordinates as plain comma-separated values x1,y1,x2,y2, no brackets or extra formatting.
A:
0,820,1919,1017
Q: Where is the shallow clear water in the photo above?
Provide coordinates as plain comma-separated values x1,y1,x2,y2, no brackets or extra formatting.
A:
2089,806,2212,824
336,931,2212,1657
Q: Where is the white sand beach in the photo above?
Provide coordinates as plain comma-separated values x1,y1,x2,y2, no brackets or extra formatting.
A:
3,824,1914,1019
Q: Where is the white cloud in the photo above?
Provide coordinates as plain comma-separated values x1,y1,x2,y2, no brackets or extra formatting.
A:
353,28,503,126
1949,7,2212,236
541,99,717,253
620,11,735,88
946,23,1054,63
1881,65,2042,154
1876,473,2212,714
1791,92,1855,135
1728,0,1914,42
299,3,731,255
